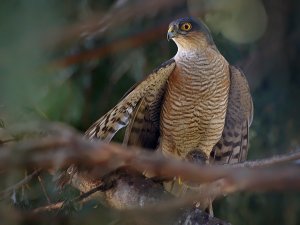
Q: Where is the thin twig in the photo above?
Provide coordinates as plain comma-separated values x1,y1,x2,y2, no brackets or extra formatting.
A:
33,201,64,213
230,150,300,168
0,139,15,145
0,169,42,200
33,183,106,213
38,175,52,204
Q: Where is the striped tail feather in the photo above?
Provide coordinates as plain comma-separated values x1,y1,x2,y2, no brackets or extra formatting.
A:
210,120,249,164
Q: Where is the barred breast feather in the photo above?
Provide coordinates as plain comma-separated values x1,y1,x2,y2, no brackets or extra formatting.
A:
160,49,230,159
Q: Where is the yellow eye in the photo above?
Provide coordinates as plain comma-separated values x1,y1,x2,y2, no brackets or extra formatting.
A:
180,22,192,31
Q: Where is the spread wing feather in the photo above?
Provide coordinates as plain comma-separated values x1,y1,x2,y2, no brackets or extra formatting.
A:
56,59,176,188
210,66,253,164
123,76,167,149
85,59,176,141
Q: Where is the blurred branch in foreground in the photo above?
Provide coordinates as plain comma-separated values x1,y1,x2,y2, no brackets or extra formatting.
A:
50,0,189,67
0,123,300,224
50,0,185,46
54,22,168,67
1,123,300,196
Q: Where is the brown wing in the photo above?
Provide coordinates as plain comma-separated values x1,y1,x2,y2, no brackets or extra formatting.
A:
123,77,166,149
210,66,253,164
56,59,176,188
85,59,176,141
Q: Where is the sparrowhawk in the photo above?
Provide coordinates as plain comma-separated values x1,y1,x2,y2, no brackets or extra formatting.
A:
83,17,253,210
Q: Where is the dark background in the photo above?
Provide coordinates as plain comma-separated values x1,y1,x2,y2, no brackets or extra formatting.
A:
1,0,300,224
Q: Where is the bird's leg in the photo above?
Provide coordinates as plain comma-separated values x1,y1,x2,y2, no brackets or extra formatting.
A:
187,150,214,216
171,150,208,191
185,150,209,186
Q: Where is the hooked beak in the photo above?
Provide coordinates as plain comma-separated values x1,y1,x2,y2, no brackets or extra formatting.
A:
167,25,177,41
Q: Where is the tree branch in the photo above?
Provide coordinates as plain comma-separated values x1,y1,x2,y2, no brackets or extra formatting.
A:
0,132,300,188
231,150,300,168
0,125,296,224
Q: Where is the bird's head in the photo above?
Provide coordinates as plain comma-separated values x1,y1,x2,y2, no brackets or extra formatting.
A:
167,17,215,51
